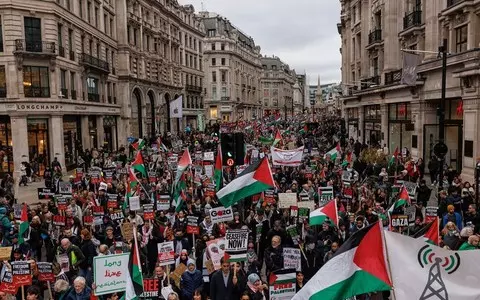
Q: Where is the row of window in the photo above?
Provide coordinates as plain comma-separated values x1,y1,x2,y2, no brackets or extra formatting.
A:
182,96,203,109
211,86,256,101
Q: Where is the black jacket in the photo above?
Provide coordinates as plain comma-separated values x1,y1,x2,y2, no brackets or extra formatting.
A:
79,240,97,269
209,270,245,300
264,246,284,274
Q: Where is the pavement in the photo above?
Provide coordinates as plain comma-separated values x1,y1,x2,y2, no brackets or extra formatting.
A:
16,172,74,206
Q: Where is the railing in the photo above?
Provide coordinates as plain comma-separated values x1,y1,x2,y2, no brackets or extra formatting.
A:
69,50,75,61
88,93,100,102
71,90,77,100
60,88,68,98
368,29,382,44
15,39,56,54
24,87,50,97
384,69,403,85
447,0,464,7
0,87,6,98
403,10,422,30
81,53,109,72
361,75,380,89
59,46,65,57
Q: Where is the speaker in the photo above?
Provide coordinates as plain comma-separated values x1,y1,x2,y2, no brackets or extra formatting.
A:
234,132,245,165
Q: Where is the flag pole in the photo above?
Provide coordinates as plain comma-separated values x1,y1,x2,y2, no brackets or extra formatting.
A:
379,221,397,300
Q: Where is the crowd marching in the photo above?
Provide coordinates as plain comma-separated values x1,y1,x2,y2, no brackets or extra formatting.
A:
0,113,476,300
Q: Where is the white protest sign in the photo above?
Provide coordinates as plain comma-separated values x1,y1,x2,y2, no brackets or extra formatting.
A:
157,241,175,266
209,206,233,224
203,152,214,161
204,165,213,177
283,248,301,271
129,196,141,211
278,193,298,209
225,229,249,252
93,253,129,296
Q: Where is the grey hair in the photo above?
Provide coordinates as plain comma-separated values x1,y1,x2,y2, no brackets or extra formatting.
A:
54,279,70,292
73,276,86,287
168,292,179,299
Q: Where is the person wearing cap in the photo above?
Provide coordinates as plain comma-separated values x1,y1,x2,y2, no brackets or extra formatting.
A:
442,204,463,231
180,259,203,300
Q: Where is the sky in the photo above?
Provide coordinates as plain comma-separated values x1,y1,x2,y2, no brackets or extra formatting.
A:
180,0,342,85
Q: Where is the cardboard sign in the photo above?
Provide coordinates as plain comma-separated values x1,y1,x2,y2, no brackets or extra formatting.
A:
37,188,55,199
53,215,66,227
58,182,73,195
297,201,315,212
205,259,215,274
209,206,233,224
0,246,12,261
11,261,31,287
156,194,170,211
37,262,54,282
278,193,298,209
391,215,409,227
187,215,199,235
93,253,129,296
129,196,141,211
169,263,186,288
283,248,301,271
157,241,175,266
121,222,134,242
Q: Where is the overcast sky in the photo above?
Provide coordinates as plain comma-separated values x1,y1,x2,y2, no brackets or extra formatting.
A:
180,0,341,85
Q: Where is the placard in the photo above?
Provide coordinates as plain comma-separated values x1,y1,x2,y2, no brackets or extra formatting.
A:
89,167,102,184
37,188,55,199
224,229,249,261
58,182,73,195
187,215,199,235
269,270,296,300
205,184,216,197
425,206,438,223
143,204,154,220
56,254,70,273
264,190,276,204
405,206,416,225
0,268,17,295
148,171,157,183
278,193,297,209
103,167,115,184
11,261,31,287
53,215,66,227
121,222,134,242
13,204,22,220
390,215,409,227
298,207,310,222
110,209,124,221
203,152,214,161
0,246,12,261
290,206,298,218
93,253,129,295
83,215,94,226
283,248,301,271
204,165,213,177
297,201,315,212
56,195,67,210
318,186,334,205
209,206,233,224
157,241,175,266
169,263,186,288
37,262,54,282
93,205,105,216
140,278,159,298
206,238,225,270
156,194,170,211
129,196,141,211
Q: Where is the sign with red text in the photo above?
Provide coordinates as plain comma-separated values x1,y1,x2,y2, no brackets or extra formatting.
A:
143,204,154,220
37,262,55,282
0,268,17,294
53,215,66,227
209,206,233,224
11,261,31,287
157,241,175,266
93,253,129,296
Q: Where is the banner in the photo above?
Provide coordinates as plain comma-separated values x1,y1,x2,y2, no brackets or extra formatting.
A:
157,241,175,266
0,267,16,294
283,248,301,271
93,253,129,296
157,194,170,211
11,261,31,287
271,146,304,167
224,229,249,262
37,262,54,282
269,269,296,300
37,188,55,199
170,96,183,118
400,52,420,86
209,206,233,224
187,215,199,235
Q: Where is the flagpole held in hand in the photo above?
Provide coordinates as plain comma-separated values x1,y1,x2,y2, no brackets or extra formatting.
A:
380,221,397,300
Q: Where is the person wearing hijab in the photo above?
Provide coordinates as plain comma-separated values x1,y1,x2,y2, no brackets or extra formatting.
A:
180,259,203,300
245,273,267,300
175,249,189,267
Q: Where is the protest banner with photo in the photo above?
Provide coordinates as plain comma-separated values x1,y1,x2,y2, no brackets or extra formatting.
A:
318,186,334,205
268,269,296,300
0,247,11,261
224,229,249,262
143,204,154,220
0,268,17,295
129,196,141,211
283,248,301,271
156,194,170,211
278,193,297,209
286,225,300,245
93,253,129,295
121,222,134,242
209,206,233,224
390,215,409,227
37,262,54,282
206,238,226,270
56,254,70,273
37,188,55,199
58,181,73,195
187,215,199,235
11,261,32,287
157,241,175,266
53,215,66,227
83,215,94,226
425,206,438,223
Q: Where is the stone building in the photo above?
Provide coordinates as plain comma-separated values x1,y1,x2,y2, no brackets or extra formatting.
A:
261,55,295,117
293,73,307,115
199,12,263,122
338,0,480,181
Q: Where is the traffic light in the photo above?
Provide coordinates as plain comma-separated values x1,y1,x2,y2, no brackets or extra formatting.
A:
221,133,235,166
234,132,245,165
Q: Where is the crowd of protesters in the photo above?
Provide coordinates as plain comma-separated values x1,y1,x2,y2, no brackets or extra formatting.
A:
0,112,476,300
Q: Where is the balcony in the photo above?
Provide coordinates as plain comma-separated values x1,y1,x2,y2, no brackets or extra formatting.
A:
0,87,6,98
361,76,380,89
185,85,202,93
384,69,403,85
60,88,68,98
15,39,56,55
403,10,422,30
88,93,100,102
221,96,230,101
69,50,75,61
71,90,77,100
368,29,382,45
81,53,109,73
59,46,65,57
24,86,50,98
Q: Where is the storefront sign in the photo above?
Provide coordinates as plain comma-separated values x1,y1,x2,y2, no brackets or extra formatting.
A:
16,104,63,111
93,253,129,296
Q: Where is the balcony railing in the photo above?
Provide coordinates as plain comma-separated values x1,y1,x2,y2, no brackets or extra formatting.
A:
0,87,6,98
186,85,202,93
361,75,380,89
71,90,77,100
447,0,464,7
368,29,382,45
60,88,68,98
69,50,75,61
59,46,65,57
384,69,403,85
24,86,50,97
15,40,56,54
88,93,100,102
403,10,422,30
81,53,109,73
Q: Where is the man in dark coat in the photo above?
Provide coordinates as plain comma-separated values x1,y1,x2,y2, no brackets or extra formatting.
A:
209,258,244,300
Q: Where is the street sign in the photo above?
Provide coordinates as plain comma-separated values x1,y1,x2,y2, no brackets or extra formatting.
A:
227,158,234,166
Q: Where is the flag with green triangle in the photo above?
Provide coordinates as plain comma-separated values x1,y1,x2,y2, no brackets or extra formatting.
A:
124,230,144,299
175,148,192,185
18,204,29,245
131,139,146,151
387,186,411,215
272,130,282,147
388,147,399,169
214,145,223,192
172,173,187,212
131,151,147,178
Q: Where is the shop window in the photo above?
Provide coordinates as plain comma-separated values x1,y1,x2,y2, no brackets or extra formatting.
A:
23,66,50,97
0,117,12,174
464,140,473,158
27,119,49,176
210,106,218,119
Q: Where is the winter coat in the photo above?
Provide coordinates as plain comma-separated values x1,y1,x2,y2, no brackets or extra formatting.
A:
264,246,284,274
180,269,203,299
64,286,91,300
79,239,97,269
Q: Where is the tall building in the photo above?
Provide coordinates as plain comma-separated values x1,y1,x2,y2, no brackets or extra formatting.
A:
0,0,120,178
338,0,480,180
199,12,263,122
261,55,295,117
293,73,307,114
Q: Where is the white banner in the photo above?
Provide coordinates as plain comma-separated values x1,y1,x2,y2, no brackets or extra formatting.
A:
170,96,183,118
271,146,304,167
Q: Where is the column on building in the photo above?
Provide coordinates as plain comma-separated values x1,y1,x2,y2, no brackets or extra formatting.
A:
81,116,91,150
49,116,66,173
358,106,365,144
381,103,388,148
10,117,29,181
461,97,478,182
96,116,104,149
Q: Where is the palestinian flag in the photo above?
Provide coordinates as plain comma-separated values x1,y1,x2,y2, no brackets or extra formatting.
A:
175,148,192,184
388,186,410,214
292,222,392,300
217,157,274,207
124,233,143,299
269,269,296,285
18,204,29,245
224,252,246,263
258,136,274,145
272,130,282,147
388,147,399,169
214,145,223,191
172,173,187,212
325,142,341,161
412,217,439,245
131,151,147,178
131,138,146,151
269,269,297,299
309,199,338,226
156,136,168,152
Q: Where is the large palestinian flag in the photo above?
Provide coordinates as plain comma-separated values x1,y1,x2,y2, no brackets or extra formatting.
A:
412,217,439,245
292,222,392,300
217,157,274,207
124,237,144,300
131,151,147,178
309,199,338,226
175,148,192,184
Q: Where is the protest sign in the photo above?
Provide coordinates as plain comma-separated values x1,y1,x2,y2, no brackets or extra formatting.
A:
403,181,417,204
37,188,55,199
205,260,215,274
425,206,438,223
156,194,170,211
318,186,334,205
299,191,309,202
37,262,54,282
297,207,310,222
224,229,249,262
121,222,134,242
286,225,300,245
0,268,17,295
107,194,118,209
204,165,213,177
203,151,214,161
140,278,159,299
56,254,70,272
264,190,276,205
129,196,141,211
0,247,11,261
278,193,297,209
143,204,154,220
53,215,66,227
89,167,102,184
405,205,416,225
206,238,226,270
187,215,200,235
11,261,32,287
102,167,115,184
93,253,129,295
297,201,315,212
209,206,233,224
290,206,298,218
56,195,67,210
110,209,125,221
74,167,84,184
205,184,216,197
157,241,175,266
83,215,94,226
13,204,22,220
58,182,73,195
268,269,296,300
283,248,301,271
148,171,157,183
92,205,105,216
255,223,263,243
391,215,409,227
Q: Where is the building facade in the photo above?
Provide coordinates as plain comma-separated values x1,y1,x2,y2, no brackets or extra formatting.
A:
200,12,262,122
293,73,307,114
261,55,295,117
0,0,121,179
339,0,480,181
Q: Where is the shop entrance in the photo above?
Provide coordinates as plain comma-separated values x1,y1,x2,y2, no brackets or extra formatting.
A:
27,119,49,176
